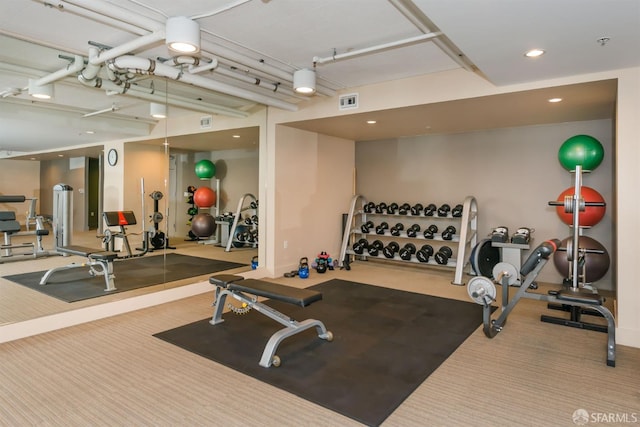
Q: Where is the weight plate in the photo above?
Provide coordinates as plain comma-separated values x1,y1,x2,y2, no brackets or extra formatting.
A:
470,238,500,278
492,262,518,286
467,276,496,305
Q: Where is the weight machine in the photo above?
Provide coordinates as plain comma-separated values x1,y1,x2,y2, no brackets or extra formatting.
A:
0,195,55,263
467,239,616,367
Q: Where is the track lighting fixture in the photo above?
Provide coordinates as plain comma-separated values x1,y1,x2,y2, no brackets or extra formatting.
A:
293,68,316,95
166,16,201,53
28,79,54,99
150,102,167,118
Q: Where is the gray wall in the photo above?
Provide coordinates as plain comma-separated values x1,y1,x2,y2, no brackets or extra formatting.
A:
355,119,614,288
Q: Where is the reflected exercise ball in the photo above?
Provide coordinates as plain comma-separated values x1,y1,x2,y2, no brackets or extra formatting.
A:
558,134,604,171
553,235,610,283
191,213,216,238
193,186,216,208
195,159,216,180
555,186,606,227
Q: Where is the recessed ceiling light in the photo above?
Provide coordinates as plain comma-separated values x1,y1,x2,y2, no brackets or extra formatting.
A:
366,120,377,124
57,154,64,157
548,98,563,103
85,130,95,134
525,49,545,58
232,134,241,138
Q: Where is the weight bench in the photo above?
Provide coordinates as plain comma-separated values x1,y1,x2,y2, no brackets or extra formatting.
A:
39,245,119,291
102,210,149,258
0,211,49,262
209,274,333,368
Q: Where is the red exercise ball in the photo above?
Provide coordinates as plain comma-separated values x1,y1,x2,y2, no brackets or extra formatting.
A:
193,186,216,208
555,186,606,227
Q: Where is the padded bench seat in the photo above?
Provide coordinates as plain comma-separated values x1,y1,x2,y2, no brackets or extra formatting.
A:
208,274,332,368
556,289,604,305
228,279,322,307
58,245,118,260
41,246,119,291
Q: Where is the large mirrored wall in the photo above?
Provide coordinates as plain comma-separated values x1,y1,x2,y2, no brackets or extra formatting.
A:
0,95,263,327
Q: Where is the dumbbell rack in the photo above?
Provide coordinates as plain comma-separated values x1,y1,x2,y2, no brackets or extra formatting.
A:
338,195,478,285
225,193,258,252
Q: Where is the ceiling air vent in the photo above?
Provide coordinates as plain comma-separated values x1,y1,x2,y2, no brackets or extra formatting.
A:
200,115,212,129
339,93,358,110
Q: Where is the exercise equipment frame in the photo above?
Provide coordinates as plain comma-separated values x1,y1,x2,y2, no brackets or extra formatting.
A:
209,275,333,368
468,240,616,367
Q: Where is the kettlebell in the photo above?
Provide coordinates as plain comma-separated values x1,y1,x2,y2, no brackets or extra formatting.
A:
251,256,258,270
316,258,327,273
298,257,310,279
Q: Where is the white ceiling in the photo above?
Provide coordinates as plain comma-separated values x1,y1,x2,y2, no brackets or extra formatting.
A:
0,0,638,158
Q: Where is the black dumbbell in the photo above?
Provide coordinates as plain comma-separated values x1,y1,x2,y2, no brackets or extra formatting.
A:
399,243,417,260
434,246,453,265
382,241,400,259
437,204,451,217
375,221,389,235
364,201,376,213
441,225,457,240
375,202,388,214
424,203,437,216
236,232,247,242
410,203,424,215
352,238,369,254
398,202,411,215
423,224,438,239
416,244,434,262
406,223,421,237
387,202,399,214
390,222,405,236
368,240,384,256
452,204,464,217
361,220,374,233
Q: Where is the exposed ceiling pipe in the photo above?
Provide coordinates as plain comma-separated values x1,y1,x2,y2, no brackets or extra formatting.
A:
109,55,298,111
33,55,84,86
38,0,149,35
40,0,304,108
59,0,164,31
162,56,298,97
82,103,119,118
198,32,336,97
313,32,442,65
163,56,219,74
78,72,249,118
190,0,251,19
89,31,165,65
388,0,476,72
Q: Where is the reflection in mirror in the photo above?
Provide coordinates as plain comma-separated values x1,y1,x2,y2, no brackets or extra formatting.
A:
0,122,261,327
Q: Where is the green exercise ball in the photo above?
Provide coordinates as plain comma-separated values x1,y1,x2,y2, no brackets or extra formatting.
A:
558,134,604,171
195,159,216,180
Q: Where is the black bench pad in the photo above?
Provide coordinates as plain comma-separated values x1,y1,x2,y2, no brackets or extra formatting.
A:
557,289,603,305
209,274,246,288
58,245,118,260
0,220,21,233
228,279,322,307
